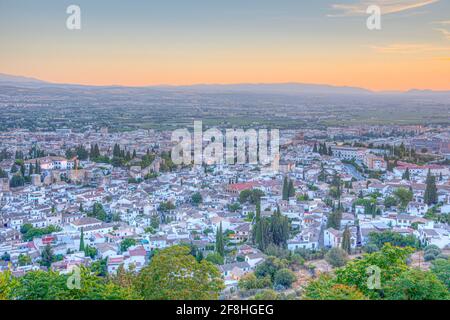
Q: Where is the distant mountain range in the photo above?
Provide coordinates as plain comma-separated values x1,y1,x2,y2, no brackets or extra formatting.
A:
1,73,449,96
0,73,47,85
153,83,373,95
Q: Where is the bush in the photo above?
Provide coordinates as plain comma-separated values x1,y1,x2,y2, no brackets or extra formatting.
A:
431,257,450,290
255,256,288,281
303,275,367,300
384,269,449,300
295,248,326,261
367,231,419,249
265,244,291,259
424,245,440,252
273,268,296,288
424,245,441,262
425,248,441,257
363,243,379,254
252,289,279,300
205,252,224,265
424,253,437,261
325,248,349,268
289,254,305,269
238,273,271,291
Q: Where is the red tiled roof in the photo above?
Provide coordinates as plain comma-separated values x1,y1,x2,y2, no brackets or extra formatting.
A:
129,246,146,256
227,182,257,191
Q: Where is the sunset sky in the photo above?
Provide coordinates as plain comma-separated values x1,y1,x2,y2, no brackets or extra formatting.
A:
1,0,449,91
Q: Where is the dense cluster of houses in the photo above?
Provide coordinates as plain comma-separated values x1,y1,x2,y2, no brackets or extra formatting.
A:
0,126,449,292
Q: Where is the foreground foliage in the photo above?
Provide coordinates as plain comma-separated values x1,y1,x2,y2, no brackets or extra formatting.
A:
0,245,224,300
304,244,450,300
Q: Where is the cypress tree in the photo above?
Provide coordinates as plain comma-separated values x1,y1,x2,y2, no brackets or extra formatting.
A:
327,208,342,230
288,179,295,198
318,143,324,155
35,160,40,174
215,222,224,257
282,176,289,200
90,144,100,158
402,168,410,180
259,218,271,251
113,144,121,157
424,170,437,205
270,206,289,247
0,168,7,178
318,164,326,182
41,244,54,268
254,201,263,248
79,228,85,252
341,225,351,254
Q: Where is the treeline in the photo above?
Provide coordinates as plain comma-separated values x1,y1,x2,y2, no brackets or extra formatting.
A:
63,144,175,172
65,143,136,166
7,159,42,188
313,142,332,156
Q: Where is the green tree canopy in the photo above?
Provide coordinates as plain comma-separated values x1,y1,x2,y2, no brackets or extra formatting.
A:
7,268,132,300
273,268,296,288
238,272,271,291
120,238,137,252
304,275,367,300
334,244,414,299
384,269,449,300
40,244,55,268
393,188,413,210
191,192,203,206
367,231,419,250
239,189,265,205
88,203,107,221
325,247,349,268
430,257,450,290
205,252,224,265
424,170,438,206
137,246,224,300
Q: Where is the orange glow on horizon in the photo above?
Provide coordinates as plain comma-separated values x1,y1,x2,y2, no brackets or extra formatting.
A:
2,45,450,91
3,60,448,92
